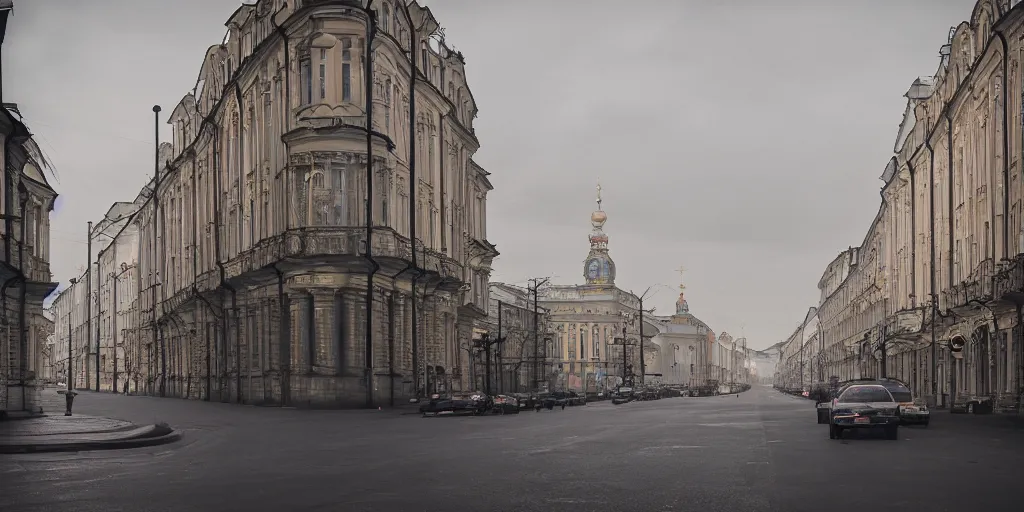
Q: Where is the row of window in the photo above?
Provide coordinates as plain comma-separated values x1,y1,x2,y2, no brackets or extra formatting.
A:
300,40,354,105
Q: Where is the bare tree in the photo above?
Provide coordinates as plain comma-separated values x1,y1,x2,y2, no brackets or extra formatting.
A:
120,333,142,394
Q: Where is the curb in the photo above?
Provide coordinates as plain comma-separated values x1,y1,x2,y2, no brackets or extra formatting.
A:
0,424,184,454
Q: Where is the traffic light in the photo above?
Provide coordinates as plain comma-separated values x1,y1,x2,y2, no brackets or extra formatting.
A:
948,335,966,353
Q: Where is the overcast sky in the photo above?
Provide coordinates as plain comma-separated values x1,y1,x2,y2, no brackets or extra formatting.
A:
7,0,974,349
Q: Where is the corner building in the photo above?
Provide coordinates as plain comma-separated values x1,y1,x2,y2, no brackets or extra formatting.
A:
131,0,496,407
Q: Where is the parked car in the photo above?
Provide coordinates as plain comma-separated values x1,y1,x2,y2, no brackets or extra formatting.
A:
534,392,567,411
491,395,521,414
419,393,491,417
828,384,901,440
564,391,587,406
612,387,634,405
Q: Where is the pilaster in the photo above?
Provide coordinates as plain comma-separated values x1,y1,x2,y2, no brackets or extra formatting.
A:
311,290,336,374
342,291,365,375
290,292,311,374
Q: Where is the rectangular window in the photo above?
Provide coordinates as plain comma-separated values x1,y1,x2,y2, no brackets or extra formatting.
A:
429,212,436,249
319,49,327,100
301,57,312,104
341,39,352,102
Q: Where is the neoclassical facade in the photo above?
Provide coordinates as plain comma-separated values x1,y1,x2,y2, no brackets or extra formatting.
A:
538,186,648,393
55,0,496,408
645,285,715,387
0,104,58,414
778,0,1024,410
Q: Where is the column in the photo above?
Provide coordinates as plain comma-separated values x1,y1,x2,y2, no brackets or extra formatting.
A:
342,291,364,375
311,290,336,373
373,289,391,373
393,292,408,375
290,292,310,374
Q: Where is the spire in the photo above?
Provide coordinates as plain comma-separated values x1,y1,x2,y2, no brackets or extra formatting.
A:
583,179,615,285
675,265,689,315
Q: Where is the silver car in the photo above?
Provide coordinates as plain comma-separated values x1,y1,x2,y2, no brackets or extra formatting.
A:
828,384,901,440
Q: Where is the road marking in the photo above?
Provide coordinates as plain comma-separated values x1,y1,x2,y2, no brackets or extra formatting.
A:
766,440,783,443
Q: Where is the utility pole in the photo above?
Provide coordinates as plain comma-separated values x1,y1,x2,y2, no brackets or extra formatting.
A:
473,333,503,396
528,277,549,391
86,221,95,391
621,326,628,385
111,270,117,393
632,286,657,385
496,301,504,394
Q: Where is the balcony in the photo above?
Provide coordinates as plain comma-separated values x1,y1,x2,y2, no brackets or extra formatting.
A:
941,258,996,313
992,254,1024,304
223,227,465,291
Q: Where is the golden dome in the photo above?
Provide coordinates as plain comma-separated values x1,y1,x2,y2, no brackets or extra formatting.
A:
590,209,607,227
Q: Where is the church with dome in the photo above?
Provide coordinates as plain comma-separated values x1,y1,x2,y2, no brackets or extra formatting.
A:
536,182,648,393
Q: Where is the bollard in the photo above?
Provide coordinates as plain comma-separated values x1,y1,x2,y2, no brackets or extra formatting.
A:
65,390,78,416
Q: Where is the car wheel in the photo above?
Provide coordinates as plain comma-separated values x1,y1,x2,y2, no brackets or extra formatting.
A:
921,419,929,428
885,426,899,440
828,422,837,439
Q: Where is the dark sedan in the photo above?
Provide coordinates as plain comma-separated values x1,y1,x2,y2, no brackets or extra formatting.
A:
420,393,491,416
828,384,901,440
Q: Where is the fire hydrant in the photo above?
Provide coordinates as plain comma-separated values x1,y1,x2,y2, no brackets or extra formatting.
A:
64,390,78,416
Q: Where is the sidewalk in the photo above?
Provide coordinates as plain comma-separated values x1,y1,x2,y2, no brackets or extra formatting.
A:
0,386,183,454
933,409,1024,431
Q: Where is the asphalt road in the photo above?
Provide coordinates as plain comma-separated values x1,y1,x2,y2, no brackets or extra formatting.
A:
1,386,1020,512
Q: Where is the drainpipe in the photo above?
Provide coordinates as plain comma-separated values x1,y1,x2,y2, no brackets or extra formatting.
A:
400,0,422,399
412,267,426,394
211,102,231,403
185,111,222,401
945,111,954,296
925,132,938,399
271,3,291,407
271,2,291,232
17,185,27,408
945,111,956,403
362,1,379,409
995,30,1010,260
908,161,916,311
271,262,290,405
231,83,246,404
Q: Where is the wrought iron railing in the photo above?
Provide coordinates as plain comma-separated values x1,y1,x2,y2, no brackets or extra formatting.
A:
993,254,1024,300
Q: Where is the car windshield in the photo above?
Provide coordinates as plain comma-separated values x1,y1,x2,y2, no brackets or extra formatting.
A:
888,389,913,402
838,386,893,403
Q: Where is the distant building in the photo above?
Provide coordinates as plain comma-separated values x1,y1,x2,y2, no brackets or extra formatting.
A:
538,183,644,394
646,282,714,387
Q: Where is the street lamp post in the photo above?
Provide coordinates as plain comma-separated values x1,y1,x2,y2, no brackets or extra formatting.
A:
528,277,550,391
66,277,77,392
630,286,662,385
